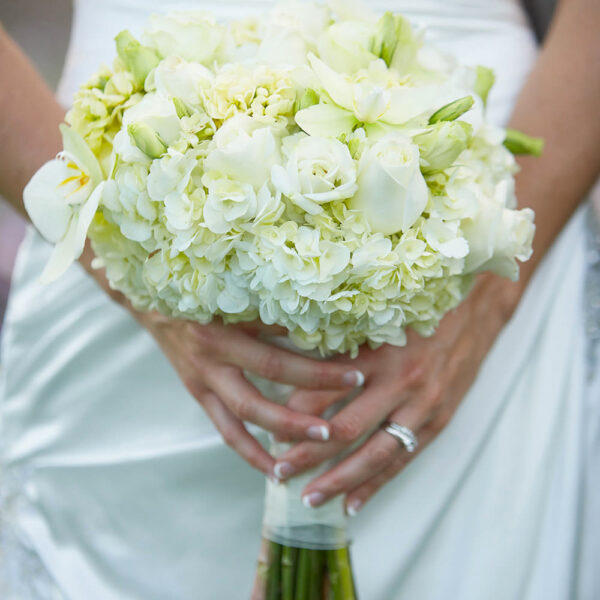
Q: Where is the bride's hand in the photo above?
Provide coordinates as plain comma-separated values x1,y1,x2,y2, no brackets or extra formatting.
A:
272,275,521,513
78,244,364,475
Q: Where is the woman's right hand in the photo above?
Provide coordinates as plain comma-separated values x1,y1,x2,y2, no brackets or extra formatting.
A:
81,240,363,475
138,310,363,474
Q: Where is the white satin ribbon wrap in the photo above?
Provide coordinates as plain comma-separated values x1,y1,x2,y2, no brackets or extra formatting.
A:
246,337,355,550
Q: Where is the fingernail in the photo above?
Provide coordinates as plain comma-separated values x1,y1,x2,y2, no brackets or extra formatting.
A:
273,462,294,480
302,491,325,508
346,499,362,517
307,425,330,441
268,474,281,486
342,370,365,387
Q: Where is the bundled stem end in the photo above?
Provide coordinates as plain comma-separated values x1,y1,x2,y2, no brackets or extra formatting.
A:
261,540,358,600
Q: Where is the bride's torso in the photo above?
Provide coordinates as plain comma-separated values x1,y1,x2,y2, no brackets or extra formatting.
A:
0,0,538,467
13,4,595,600
2,0,538,470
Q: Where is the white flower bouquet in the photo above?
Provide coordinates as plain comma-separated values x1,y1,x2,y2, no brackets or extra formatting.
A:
24,1,541,597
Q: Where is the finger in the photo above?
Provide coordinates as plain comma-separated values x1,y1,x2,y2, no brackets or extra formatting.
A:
386,381,445,434
300,429,404,508
272,386,424,481
344,426,438,516
273,388,351,443
200,390,275,475
287,388,352,416
272,438,346,480
205,326,364,390
233,321,289,338
203,366,334,441
328,383,407,444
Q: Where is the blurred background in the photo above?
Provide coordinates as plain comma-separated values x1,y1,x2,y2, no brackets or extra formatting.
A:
0,0,557,342
0,0,71,339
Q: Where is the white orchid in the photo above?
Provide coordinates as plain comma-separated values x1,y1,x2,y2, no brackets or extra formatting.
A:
24,125,104,282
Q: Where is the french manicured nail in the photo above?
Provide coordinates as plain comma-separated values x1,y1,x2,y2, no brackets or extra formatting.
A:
342,370,365,387
302,492,325,508
346,499,362,517
273,462,294,480
307,425,330,441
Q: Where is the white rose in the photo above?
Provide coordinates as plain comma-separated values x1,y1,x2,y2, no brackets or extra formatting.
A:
204,114,281,189
462,199,535,280
350,134,428,234
144,12,224,64
317,21,377,74
271,133,358,214
269,2,330,48
151,56,213,104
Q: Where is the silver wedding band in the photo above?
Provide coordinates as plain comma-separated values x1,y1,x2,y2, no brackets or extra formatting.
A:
383,421,418,453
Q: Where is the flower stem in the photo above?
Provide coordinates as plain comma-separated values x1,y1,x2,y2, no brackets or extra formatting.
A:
327,547,356,600
266,542,282,600
309,549,325,599
281,546,297,600
294,548,310,600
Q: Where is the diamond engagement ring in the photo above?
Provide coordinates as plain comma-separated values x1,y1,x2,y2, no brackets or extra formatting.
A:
383,421,418,453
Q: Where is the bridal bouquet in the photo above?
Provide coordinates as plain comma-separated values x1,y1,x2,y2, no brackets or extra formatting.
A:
24,1,540,597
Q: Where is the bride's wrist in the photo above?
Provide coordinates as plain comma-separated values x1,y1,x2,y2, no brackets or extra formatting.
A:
468,272,525,334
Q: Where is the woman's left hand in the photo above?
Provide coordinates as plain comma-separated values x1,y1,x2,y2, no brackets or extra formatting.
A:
272,274,521,515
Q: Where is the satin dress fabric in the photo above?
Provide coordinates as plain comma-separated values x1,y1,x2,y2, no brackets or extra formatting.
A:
1,1,599,598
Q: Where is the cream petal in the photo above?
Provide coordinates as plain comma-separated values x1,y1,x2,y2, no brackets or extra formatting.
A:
39,183,103,283
23,159,74,243
294,103,357,138
60,124,103,185
307,53,354,110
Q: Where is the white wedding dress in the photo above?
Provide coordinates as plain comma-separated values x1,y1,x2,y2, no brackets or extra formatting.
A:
1,0,599,598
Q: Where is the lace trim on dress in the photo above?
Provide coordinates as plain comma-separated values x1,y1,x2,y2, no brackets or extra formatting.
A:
585,202,600,380
0,467,66,600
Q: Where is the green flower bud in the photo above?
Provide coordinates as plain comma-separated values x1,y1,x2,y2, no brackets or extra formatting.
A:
127,123,167,159
371,12,416,70
115,30,161,88
295,88,320,112
474,66,495,106
173,97,193,119
429,96,474,124
415,121,472,174
347,137,362,159
503,128,544,156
